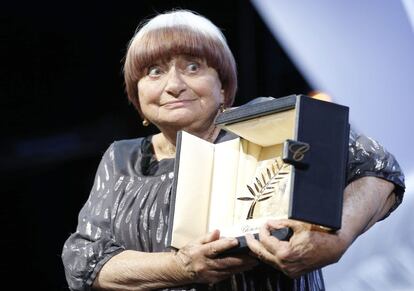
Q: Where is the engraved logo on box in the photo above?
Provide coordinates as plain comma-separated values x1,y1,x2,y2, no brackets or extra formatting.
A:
288,143,310,162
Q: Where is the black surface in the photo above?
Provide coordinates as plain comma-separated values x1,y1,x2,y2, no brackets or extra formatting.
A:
221,227,293,256
290,96,349,230
216,95,297,125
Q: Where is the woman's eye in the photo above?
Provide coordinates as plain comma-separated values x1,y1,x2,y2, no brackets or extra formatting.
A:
147,66,163,76
186,62,200,73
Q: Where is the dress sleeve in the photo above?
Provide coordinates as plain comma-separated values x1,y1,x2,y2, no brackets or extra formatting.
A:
62,143,125,291
347,128,405,220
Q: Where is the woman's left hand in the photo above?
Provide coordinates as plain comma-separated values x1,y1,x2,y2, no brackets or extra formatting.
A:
245,219,349,278
245,177,396,278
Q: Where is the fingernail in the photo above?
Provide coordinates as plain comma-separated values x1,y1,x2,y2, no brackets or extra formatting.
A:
245,233,255,240
225,237,238,244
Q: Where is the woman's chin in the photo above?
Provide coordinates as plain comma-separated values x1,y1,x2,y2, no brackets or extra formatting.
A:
156,116,198,129
157,115,211,133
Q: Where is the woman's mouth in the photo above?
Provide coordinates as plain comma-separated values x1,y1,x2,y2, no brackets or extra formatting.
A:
161,99,197,109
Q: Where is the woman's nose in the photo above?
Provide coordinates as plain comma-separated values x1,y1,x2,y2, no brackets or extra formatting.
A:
165,67,186,97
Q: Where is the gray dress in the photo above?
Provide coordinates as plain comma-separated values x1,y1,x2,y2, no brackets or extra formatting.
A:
61,129,405,291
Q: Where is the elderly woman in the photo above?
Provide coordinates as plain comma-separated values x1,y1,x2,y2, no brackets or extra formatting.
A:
62,10,405,291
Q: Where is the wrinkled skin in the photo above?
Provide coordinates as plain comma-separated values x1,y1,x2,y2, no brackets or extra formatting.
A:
246,176,396,278
246,219,344,278
176,230,259,284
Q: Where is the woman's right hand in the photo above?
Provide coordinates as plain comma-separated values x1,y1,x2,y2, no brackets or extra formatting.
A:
174,229,258,284
92,230,258,290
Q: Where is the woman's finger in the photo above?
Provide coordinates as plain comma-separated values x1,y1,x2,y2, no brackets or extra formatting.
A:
198,229,221,244
245,233,281,268
213,254,258,270
204,237,239,258
266,219,305,233
259,223,290,252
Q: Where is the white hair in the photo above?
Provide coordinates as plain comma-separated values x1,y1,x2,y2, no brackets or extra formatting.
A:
135,10,228,47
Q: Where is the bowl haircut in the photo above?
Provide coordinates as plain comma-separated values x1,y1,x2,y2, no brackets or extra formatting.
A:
123,10,237,116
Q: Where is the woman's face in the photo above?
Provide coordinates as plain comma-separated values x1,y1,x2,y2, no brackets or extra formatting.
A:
137,55,224,134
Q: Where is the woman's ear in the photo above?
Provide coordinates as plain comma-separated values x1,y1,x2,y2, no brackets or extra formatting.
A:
220,89,226,105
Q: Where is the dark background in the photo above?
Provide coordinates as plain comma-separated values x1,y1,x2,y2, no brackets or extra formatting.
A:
1,1,310,290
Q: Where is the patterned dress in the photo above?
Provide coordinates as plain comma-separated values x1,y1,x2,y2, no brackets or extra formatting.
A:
62,129,405,291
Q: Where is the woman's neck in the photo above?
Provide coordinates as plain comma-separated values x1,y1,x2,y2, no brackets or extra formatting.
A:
152,125,220,161
152,133,176,161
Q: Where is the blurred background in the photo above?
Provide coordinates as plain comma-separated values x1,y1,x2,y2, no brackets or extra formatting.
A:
1,0,412,290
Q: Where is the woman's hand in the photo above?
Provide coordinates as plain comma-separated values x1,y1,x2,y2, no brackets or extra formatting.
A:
93,230,258,290
245,176,396,278
175,229,259,284
245,220,347,278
